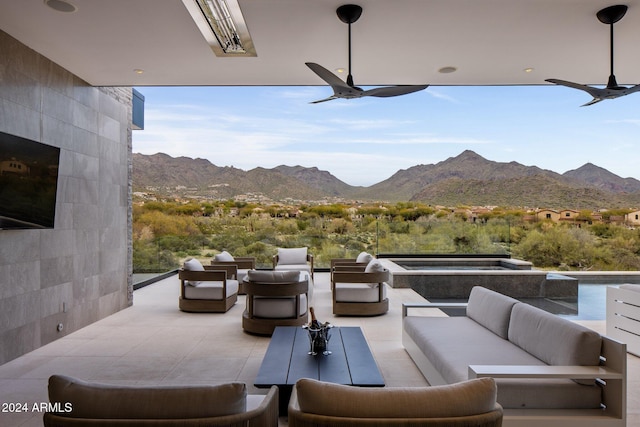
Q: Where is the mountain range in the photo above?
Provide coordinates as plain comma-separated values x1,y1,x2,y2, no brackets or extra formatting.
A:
132,150,640,209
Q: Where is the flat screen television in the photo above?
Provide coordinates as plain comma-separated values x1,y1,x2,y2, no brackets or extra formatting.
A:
0,131,61,229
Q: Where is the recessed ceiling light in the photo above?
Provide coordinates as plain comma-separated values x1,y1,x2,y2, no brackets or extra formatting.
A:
44,0,77,13
524,67,534,73
438,66,457,74
134,69,144,75
335,68,346,74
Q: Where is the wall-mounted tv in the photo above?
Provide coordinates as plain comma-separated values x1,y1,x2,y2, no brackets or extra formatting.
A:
0,131,61,229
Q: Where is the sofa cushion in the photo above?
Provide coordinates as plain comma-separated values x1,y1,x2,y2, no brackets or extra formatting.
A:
466,286,519,339
356,251,373,263
247,270,301,283
47,375,246,419
404,316,544,384
295,377,498,418
184,279,239,300
214,251,234,262
277,247,307,265
508,302,602,367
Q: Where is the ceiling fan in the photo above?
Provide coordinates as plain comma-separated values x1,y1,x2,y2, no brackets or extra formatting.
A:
306,4,429,104
546,4,640,106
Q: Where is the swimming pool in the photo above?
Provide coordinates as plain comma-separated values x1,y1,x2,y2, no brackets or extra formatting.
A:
382,256,578,300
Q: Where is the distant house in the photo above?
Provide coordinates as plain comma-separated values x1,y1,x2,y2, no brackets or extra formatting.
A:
608,215,625,225
536,209,559,222
626,210,640,226
559,209,580,220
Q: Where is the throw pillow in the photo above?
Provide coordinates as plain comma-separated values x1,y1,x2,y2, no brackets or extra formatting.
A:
355,251,373,263
364,259,386,288
364,259,384,273
214,251,234,262
183,258,204,286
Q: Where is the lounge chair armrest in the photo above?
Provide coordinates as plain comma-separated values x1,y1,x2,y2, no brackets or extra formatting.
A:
243,386,279,426
468,365,623,380
402,302,468,317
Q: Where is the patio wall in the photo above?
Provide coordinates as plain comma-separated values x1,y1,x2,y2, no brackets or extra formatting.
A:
0,30,132,364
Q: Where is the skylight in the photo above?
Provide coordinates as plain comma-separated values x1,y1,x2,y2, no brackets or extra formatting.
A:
182,0,256,57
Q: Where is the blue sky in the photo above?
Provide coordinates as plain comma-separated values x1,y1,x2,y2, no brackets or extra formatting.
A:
132,85,639,187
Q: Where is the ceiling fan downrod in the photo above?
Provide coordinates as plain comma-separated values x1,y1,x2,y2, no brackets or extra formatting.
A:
336,4,362,88
596,4,628,89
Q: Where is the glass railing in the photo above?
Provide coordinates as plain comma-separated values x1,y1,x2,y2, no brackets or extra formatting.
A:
132,217,512,273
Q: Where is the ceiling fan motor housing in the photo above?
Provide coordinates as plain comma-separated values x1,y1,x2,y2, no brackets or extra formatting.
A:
336,4,362,24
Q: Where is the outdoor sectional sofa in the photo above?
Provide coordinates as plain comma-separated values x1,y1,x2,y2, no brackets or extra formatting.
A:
403,286,627,427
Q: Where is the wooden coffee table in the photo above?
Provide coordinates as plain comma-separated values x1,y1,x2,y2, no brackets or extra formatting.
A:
255,326,385,413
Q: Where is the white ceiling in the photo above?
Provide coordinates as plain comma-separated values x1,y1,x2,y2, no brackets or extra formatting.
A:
1,0,639,87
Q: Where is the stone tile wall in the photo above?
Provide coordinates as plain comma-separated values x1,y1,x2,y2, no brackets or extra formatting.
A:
0,30,132,364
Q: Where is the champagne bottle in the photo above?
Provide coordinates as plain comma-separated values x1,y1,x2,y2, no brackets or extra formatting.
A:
309,307,321,329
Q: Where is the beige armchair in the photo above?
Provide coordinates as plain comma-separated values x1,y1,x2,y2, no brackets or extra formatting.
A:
331,259,389,316
288,378,503,427
330,251,374,282
44,374,278,426
273,247,314,279
210,251,256,293
179,258,239,313
242,270,309,335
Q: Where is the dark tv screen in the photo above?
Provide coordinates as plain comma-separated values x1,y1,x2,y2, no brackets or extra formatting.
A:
0,131,61,229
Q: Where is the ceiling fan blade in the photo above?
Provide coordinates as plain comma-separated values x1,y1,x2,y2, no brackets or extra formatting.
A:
545,79,610,107
622,84,640,95
581,98,604,107
362,85,429,98
309,95,338,104
547,78,640,106
306,62,351,90
545,79,604,98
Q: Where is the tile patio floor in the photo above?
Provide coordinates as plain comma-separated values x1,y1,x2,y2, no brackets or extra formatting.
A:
0,273,638,426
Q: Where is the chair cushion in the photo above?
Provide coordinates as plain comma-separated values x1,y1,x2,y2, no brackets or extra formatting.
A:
274,264,311,274
214,251,234,262
253,294,308,318
183,258,205,286
335,282,386,303
295,377,497,418
356,251,373,263
277,247,307,265
184,279,239,300
466,286,519,339
247,270,301,283
47,375,246,419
